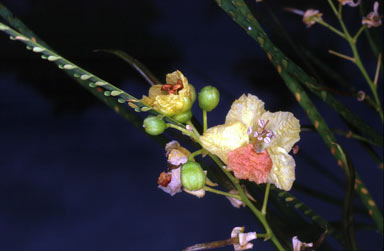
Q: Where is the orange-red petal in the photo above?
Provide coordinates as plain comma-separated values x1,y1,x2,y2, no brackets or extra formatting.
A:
228,144,272,184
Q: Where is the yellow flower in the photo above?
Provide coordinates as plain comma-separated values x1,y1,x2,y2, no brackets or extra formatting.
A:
141,70,195,116
200,94,300,191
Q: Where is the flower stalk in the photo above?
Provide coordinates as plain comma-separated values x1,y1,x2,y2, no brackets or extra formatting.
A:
204,186,242,200
326,0,383,121
203,110,208,133
261,182,271,216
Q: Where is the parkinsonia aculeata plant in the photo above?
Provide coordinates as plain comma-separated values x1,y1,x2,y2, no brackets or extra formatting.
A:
0,0,382,250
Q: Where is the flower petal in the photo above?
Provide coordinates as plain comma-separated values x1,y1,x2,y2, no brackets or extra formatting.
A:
166,70,187,85
158,167,182,196
225,94,265,128
260,111,300,153
228,145,272,184
141,70,193,116
200,121,249,164
267,146,296,191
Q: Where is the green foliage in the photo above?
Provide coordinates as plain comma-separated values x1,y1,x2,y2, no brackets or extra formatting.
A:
1,1,383,250
215,0,383,238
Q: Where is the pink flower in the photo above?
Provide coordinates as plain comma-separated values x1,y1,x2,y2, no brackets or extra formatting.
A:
338,0,360,7
303,9,323,28
362,1,382,28
292,236,313,251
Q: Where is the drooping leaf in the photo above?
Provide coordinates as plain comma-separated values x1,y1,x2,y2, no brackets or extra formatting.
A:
95,49,162,86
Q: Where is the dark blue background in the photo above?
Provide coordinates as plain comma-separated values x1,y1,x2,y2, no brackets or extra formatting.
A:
0,0,382,250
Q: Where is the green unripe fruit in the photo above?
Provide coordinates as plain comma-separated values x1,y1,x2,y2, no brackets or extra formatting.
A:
172,110,192,123
181,161,206,191
198,86,220,112
143,116,166,135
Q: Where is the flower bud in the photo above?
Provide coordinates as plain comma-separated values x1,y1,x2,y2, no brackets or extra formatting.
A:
143,116,166,135
198,86,220,112
181,161,206,191
172,110,193,123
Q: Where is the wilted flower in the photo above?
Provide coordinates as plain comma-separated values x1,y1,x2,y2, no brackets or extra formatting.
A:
200,94,300,191
226,187,255,208
158,141,190,196
303,9,323,28
362,1,382,28
231,227,257,251
141,70,195,116
159,141,207,198
183,188,206,198
226,189,245,208
158,167,182,196
292,236,313,251
338,0,360,7
285,8,323,28
165,140,190,167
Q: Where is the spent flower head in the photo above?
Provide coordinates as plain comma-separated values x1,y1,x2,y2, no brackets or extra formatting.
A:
338,0,360,7
303,9,323,28
285,8,323,28
292,236,313,251
200,94,300,191
362,1,382,28
158,141,190,196
231,227,257,251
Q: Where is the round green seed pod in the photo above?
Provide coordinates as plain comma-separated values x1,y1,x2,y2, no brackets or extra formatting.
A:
172,110,192,123
181,161,206,191
198,86,220,112
143,116,166,135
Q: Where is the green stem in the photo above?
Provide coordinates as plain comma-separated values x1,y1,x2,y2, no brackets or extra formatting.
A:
207,152,284,251
327,0,340,17
256,233,269,239
350,42,384,121
187,120,201,137
353,25,367,42
327,1,384,121
204,186,242,200
261,182,271,215
188,149,204,161
316,19,346,39
203,110,208,133
166,123,199,142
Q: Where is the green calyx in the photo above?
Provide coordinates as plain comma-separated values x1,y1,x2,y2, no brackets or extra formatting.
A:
198,85,220,112
143,116,166,135
172,110,193,123
181,161,206,191
190,84,197,104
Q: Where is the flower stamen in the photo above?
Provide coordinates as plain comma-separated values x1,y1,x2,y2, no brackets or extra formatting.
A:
250,119,274,152
161,79,184,95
